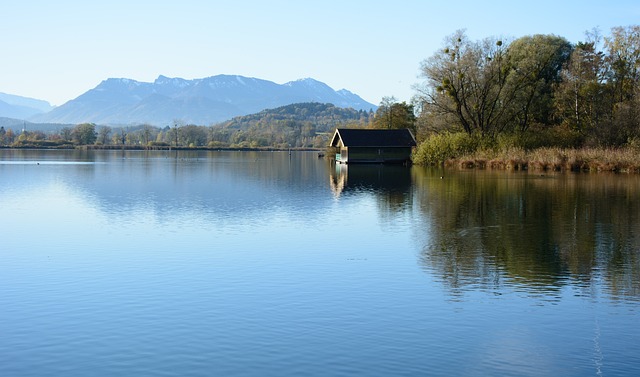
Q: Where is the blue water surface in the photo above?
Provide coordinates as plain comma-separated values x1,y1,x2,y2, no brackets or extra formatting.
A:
1,149,639,376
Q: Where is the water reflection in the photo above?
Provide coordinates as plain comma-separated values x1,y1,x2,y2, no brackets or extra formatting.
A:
2,149,640,375
330,163,412,195
329,163,414,218
0,149,333,223
2,149,639,302
412,168,640,301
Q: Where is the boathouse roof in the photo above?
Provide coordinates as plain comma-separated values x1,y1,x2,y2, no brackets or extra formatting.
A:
329,128,417,148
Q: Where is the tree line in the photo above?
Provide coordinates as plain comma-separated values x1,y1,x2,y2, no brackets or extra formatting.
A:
0,103,374,149
413,25,640,148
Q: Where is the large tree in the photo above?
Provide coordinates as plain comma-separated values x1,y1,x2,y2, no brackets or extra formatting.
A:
372,96,416,134
416,30,513,136
416,31,572,136
180,125,208,147
141,124,154,146
605,25,640,103
60,127,73,142
604,25,640,144
555,30,612,133
505,34,572,132
72,123,97,145
97,126,112,145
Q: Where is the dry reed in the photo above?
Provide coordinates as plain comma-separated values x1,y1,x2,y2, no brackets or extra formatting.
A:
449,147,640,173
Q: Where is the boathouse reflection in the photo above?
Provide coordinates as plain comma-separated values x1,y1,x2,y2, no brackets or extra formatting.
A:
329,163,413,213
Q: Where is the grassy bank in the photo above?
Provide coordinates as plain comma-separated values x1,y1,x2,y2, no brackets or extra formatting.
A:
448,147,640,173
413,132,640,173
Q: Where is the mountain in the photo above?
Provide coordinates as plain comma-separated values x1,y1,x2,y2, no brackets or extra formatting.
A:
220,102,372,132
210,102,373,148
31,75,377,126
0,92,54,119
0,117,73,133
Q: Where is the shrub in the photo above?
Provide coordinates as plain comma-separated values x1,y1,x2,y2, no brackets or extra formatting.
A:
208,140,229,148
413,132,482,165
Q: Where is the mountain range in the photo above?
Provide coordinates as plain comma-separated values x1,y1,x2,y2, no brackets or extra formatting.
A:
0,92,54,119
20,75,376,126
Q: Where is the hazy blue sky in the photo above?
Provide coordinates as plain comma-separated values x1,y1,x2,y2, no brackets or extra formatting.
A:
2,0,639,106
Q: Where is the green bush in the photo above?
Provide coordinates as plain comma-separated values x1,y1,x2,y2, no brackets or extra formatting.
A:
208,140,229,148
413,127,589,166
413,132,482,165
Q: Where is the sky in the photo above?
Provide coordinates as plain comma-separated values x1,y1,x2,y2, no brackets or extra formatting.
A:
1,0,639,107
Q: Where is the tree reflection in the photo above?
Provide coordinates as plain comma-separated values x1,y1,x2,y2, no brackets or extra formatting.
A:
412,168,640,300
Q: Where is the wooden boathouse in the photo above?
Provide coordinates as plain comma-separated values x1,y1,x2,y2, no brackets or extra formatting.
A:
329,128,417,164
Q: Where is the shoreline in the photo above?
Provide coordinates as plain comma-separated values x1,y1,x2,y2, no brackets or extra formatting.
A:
0,145,322,152
441,147,640,174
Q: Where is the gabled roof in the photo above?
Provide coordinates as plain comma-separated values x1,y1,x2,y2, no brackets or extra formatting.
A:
330,128,416,148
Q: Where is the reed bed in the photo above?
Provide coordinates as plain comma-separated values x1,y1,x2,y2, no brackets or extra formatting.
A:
448,147,640,173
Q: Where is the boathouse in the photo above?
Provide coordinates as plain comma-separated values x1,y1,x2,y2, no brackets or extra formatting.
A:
329,128,417,164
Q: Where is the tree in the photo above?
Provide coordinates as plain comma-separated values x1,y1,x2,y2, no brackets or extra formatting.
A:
374,96,397,129
555,30,612,133
605,25,640,103
372,97,416,134
60,127,73,141
141,124,154,146
30,130,46,140
417,31,573,137
169,124,180,147
603,25,640,145
4,129,15,145
119,128,127,145
98,126,112,145
505,34,572,132
416,30,513,136
72,123,97,145
180,125,207,147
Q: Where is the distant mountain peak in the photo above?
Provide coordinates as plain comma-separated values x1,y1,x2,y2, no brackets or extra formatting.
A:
154,75,190,87
291,77,320,83
285,77,328,87
95,77,145,91
103,77,141,85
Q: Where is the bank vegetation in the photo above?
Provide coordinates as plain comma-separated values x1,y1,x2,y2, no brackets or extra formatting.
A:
411,25,640,172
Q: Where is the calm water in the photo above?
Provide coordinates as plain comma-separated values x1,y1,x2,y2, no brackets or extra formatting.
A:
1,149,639,376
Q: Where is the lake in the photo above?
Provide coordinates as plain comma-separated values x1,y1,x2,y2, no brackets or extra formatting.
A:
1,149,639,376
